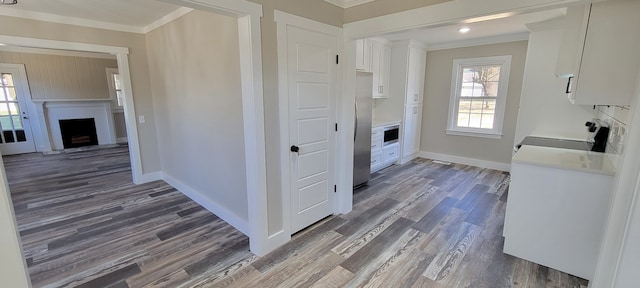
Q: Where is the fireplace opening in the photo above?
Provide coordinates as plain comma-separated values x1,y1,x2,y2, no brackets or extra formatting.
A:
59,118,99,149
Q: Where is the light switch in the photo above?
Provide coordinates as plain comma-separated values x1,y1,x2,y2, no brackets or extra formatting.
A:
138,116,145,124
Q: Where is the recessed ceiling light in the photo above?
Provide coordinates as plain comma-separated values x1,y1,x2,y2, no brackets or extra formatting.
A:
459,27,471,33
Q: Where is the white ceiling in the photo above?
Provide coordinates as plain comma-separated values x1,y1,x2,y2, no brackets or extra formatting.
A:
0,1,566,48
0,0,188,33
380,8,567,50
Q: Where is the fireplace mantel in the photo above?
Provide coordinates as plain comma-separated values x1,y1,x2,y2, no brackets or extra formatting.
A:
32,99,116,152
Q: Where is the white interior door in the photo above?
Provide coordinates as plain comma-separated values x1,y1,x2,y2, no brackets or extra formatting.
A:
0,64,35,155
287,25,337,233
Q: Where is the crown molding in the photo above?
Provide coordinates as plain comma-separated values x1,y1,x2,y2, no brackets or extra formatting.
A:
0,6,193,34
0,8,145,33
0,45,116,59
143,7,194,33
323,0,376,8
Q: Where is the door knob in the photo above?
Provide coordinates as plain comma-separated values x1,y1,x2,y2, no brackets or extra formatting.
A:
290,145,300,153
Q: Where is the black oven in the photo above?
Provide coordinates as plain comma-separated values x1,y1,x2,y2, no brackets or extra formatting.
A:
383,125,399,146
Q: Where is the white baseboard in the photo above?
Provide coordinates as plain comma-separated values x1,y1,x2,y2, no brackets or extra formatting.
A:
134,171,163,184
400,153,419,165
417,151,511,172
162,173,250,236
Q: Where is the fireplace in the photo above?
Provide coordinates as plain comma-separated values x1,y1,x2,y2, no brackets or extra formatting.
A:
59,118,99,149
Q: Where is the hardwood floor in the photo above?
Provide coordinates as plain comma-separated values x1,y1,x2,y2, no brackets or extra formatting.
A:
4,146,588,287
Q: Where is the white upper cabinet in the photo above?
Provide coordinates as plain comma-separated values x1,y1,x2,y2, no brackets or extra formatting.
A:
370,38,392,98
556,0,640,106
355,39,372,72
555,4,589,79
574,0,640,106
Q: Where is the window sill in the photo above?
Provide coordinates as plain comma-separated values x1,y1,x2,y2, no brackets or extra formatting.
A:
445,129,503,139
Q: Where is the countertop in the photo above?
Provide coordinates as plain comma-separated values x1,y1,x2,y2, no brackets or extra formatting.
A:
372,119,401,128
513,145,616,176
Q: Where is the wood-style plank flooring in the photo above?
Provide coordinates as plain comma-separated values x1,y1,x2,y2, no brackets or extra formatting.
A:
4,145,589,287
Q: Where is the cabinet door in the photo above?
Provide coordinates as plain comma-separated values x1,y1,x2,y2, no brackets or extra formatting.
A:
555,4,590,78
371,41,383,98
574,0,640,105
413,49,426,103
380,44,391,98
382,143,400,165
406,47,427,105
403,104,423,158
355,39,372,72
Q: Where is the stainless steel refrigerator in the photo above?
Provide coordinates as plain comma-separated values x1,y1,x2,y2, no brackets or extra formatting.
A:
353,71,373,188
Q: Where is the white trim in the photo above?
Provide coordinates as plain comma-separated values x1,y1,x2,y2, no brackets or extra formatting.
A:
143,7,194,33
275,14,292,248
275,10,343,236
0,8,145,34
31,98,113,103
445,129,503,139
447,55,512,137
0,45,116,59
427,32,530,51
323,0,376,8
0,35,128,54
135,171,163,184
418,151,512,172
163,172,249,235
159,0,263,17
116,137,128,143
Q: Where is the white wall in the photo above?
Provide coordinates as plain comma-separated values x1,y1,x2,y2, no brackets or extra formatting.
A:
146,10,249,231
514,24,595,144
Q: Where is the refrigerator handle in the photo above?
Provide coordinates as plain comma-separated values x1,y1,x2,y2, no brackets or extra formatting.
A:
354,102,358,142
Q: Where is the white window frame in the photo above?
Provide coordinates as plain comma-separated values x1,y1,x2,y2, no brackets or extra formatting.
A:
105,67,123,111
446,55,511,139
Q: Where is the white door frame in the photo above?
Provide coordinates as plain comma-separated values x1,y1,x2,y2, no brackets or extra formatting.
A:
275,10,344,243
0,35,146,182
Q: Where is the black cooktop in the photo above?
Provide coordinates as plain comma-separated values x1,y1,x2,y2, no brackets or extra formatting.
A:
517,136,593,151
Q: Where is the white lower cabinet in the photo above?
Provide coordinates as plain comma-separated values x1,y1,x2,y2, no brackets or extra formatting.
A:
382,143,400,166
371,124,399,173
370,149,383,172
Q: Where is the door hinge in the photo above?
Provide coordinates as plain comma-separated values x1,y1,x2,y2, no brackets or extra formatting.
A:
336,55,339,64
334,185,337,193
335,123,338,131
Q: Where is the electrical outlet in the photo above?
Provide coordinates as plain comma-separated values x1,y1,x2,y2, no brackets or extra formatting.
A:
138,116,145,124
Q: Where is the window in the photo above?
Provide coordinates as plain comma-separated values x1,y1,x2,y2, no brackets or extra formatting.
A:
447,56,511,139
106,68,124,109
